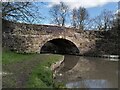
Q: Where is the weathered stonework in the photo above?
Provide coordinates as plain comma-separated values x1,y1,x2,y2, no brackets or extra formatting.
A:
3,20,117,55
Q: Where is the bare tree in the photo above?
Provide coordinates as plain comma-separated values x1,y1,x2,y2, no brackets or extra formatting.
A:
94,15,103,30
2,2,43,23
110,9,120,38
94,9,114,31
49,2,69,26
84,18,96,30
103,10,114,30
49,4,61,26
71,8,77,28
71,7,89,30
77,7,89,30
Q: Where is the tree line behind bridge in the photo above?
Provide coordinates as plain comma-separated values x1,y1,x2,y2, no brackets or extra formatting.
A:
2,2,119,31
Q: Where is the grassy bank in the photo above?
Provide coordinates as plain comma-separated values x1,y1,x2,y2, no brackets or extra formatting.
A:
2,49,37,64
26,54,63,88
2,49,64,88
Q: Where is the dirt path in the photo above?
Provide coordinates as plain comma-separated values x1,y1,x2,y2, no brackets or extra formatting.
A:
2,55,46,88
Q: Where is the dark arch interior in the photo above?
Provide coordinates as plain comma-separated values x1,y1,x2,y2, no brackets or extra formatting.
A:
40,39,79,55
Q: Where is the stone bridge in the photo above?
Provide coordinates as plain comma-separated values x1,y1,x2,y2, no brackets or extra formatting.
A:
2,20,105,55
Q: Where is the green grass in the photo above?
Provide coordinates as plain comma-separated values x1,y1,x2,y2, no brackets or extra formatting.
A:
2,49,37,64
2,49,65,88
26,54,63,88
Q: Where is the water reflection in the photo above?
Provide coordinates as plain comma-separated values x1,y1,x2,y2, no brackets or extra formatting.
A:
66,80,113,88
59,55,79,72
55,55,118,88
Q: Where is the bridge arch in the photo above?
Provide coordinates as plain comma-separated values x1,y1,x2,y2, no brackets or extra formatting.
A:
40,38,80,55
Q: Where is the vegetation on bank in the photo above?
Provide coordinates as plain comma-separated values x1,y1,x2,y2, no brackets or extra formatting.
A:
26,54,64,88
2,49,65,88
2,49,37,64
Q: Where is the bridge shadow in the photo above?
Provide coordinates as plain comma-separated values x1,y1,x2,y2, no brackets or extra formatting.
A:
40,38,80,55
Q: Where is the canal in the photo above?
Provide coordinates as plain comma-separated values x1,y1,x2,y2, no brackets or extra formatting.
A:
54,55,119,88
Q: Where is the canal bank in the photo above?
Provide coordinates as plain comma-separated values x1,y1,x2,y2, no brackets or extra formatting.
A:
2,49,64,88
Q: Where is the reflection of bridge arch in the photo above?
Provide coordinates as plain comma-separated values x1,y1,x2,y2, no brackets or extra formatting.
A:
40,38,80,55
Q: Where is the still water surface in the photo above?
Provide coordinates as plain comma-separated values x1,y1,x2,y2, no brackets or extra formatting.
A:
54,55,119,88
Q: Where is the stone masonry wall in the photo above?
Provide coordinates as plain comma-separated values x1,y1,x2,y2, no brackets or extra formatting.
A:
3,20,118,55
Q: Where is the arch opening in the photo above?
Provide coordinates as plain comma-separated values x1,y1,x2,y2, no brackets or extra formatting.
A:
40,38,79,55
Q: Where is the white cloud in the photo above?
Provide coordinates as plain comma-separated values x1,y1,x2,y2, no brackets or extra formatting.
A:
47,0,119,9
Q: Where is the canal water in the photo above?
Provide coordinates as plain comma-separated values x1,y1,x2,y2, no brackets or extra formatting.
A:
54,55,119,88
